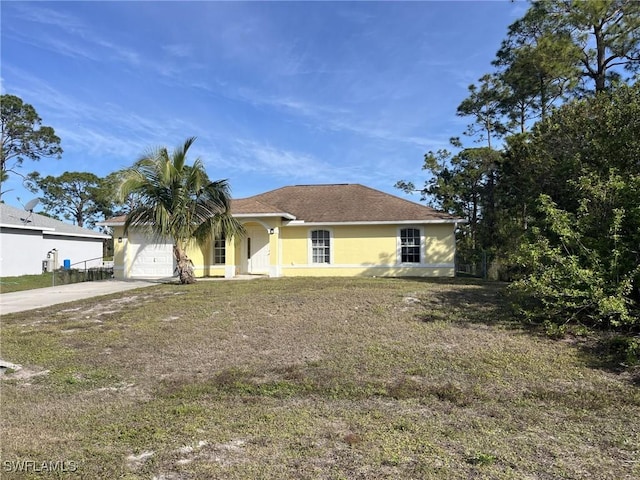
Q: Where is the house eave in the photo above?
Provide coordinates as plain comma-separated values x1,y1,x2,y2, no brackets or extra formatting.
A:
44,231,111,240
97,221,125,227
234,213,297,220
100,214,298,227
283,219,463,227
1,222,109,239
99,217,463,228
0,222,55,232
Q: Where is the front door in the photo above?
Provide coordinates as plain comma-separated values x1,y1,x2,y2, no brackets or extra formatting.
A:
243,226,270,274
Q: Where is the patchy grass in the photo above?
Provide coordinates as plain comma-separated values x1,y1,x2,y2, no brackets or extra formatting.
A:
1,277,638,479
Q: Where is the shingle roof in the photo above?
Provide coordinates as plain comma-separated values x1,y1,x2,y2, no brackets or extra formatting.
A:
100,214,127,225
232,198,296,218
101,184,460,225
232,184,458,223
0,203,109,238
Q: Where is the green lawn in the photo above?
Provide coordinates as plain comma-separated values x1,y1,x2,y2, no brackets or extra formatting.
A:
1,268,113,293
1,277,638,479
0,272,57,293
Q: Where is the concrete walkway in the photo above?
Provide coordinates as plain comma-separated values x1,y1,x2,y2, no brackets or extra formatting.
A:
0,279,159,315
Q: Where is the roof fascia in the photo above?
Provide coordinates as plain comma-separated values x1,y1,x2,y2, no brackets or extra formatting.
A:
44,231,110,239
283,219,465,227
0,222,55,232
97,221,125,227
100,213,298,226
233,213,297,220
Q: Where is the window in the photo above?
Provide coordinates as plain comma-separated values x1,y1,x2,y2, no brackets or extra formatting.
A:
400,228,421,263
311,229,331,264
213,236,225,265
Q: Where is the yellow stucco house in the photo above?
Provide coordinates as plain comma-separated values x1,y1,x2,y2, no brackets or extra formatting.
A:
102,184,462,279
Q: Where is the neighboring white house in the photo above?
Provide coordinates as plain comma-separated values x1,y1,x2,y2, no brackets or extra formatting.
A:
0,203,110,277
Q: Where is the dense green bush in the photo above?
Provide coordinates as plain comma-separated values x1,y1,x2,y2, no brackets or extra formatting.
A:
508,85,640,330
511,192,639,328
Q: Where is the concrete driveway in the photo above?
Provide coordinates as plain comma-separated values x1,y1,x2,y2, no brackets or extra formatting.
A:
0,279,158,315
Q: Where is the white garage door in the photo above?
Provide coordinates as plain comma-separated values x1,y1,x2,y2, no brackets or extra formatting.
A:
129,232,175,278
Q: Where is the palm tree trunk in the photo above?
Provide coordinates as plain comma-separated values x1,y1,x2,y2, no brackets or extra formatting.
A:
173,244,196,284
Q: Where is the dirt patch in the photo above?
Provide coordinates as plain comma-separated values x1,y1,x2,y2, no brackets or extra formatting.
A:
0,359,49,382
127,450,155,469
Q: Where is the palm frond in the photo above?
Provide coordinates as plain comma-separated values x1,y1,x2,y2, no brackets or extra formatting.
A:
172,137,197,173
119,137,242,249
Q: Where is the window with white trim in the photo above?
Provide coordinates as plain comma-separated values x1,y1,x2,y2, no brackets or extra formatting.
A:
400,228,421,263
311,229,331,264
213,236,226,265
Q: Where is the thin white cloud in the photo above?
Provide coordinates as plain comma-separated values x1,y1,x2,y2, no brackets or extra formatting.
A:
335,7,375,25
214,84,438,149
4,3,198,81
162,44,193,59
3,67,211,168
228,139,352,184
56,126,142,164
3,29,100,61
267,96,351,118
4,67,94,120
8,3,84,31
231,140,321,175
94,38,141,66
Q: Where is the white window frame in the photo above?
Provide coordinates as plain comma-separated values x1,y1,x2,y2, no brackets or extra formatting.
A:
308,228,334,265
397,227,424,265
212,236,226,265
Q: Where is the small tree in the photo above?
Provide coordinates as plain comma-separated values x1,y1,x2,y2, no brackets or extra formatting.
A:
119,137,244,284
27,171,107,229
98,170,143,216
1,94,62,197
396,144,502,258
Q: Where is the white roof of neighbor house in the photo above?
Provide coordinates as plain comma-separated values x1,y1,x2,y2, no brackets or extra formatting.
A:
0,203,110,239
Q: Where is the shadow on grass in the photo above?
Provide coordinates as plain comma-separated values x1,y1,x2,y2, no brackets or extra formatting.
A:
575,335,640,386
399,277,640,385
401,277,515,327
159,363,483,406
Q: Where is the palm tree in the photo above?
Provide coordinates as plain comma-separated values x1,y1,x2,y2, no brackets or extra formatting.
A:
118,137,243,284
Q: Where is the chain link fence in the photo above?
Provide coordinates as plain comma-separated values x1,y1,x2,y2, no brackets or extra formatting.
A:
49,257,114,286
455,251,489,279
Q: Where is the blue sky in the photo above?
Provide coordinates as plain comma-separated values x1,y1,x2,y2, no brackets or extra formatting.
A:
1,0,527,213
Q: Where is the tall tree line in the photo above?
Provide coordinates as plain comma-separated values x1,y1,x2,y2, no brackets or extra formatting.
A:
398,0,640,328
